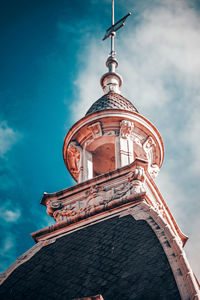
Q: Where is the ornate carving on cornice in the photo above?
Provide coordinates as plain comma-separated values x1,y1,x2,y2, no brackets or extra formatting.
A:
142,136,160,179
88,122,103,139
48,166,146,224
50,200,62,209
67,142,82,177
120,120,134,140
47,200,63,216
143,136,155,152
148,164,160,179
153,201,168,224
129,166,145,182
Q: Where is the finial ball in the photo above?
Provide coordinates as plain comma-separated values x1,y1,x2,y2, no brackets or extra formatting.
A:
110,31,116,37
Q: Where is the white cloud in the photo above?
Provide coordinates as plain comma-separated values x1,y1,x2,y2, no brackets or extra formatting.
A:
70,42,105,120
155,170,185,223
183,109,200,175
0,208,21,223
0,201,21,223
0,121,20,157
0,121,22,272
66,0,200,279
0,234,17,272
2,235,14,252
0,201,22,272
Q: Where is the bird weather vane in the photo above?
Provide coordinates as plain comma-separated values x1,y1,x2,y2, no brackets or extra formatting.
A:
102,0,131,57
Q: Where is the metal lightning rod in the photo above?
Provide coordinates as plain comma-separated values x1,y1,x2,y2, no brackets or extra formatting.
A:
102,0,131,58
111,0,115,56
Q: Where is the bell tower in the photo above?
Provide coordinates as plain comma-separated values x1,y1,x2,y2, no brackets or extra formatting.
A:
0,1,199,299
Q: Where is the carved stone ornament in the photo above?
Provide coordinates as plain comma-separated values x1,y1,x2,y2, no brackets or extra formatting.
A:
134,137,142,146
129,166,145,182
49,200,62,209
120,120,134,140
51,174,146,223
154,202,164,215
88,122,102,139
148,164,160,179
46,200,63,216
143,136,155,152
67,142,81,176
153,201,170,229
104,130,116,136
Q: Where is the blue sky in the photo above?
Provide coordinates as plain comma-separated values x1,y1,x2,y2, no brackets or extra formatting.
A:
0,0,200,279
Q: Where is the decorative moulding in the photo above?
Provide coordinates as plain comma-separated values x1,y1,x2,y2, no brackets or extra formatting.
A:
120,119,134,140
63,110,164,182
32,159,187,247
126,203,200,300
88,122,103,139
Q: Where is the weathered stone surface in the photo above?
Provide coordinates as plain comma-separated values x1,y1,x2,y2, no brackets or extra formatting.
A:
0,215,180,300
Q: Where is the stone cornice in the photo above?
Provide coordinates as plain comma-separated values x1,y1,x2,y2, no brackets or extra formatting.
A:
33,159,147,242
41,158,148,205
33,159,187,247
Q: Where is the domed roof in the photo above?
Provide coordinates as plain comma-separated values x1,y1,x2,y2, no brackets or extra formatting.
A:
85,92,138,116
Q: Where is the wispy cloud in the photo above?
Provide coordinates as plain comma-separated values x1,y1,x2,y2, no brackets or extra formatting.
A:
0,199,22,272
65,0,200,279
0,201,21,223
0,234,16,272
0,121,20,157
0,120,23,272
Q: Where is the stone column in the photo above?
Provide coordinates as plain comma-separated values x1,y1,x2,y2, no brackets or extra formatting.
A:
83,148,93,181
119,120,134,167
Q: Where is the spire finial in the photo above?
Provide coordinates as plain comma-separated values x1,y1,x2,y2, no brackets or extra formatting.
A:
111,0,115,57
100,1,131,94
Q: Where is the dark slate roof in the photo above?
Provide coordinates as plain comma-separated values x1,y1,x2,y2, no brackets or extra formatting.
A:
85,92,138,116
0,215,180,300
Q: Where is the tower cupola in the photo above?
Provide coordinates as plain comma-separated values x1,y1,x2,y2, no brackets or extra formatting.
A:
63,97,164,182
63,5,164,183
